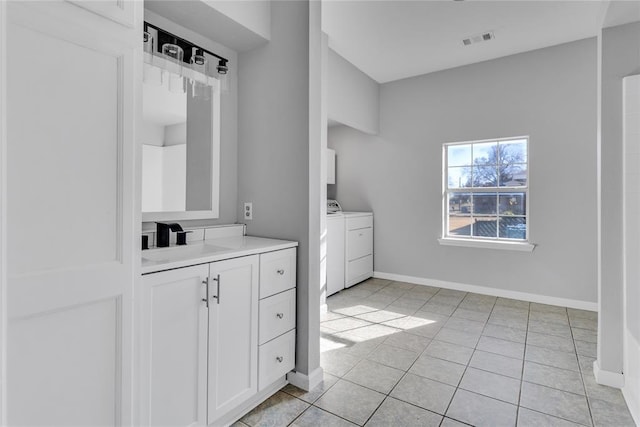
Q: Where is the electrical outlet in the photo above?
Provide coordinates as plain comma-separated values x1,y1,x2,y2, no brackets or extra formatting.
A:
244,202,253,220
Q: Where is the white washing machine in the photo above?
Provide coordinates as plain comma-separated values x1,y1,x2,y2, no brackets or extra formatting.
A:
326,209,374,296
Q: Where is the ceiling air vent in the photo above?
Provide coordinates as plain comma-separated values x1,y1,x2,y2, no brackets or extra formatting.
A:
462,31,495,46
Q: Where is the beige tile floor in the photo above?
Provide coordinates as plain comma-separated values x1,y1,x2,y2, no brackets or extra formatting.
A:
235,278,636,427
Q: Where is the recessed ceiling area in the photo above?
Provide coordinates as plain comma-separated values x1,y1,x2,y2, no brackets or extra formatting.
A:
322,0,610,83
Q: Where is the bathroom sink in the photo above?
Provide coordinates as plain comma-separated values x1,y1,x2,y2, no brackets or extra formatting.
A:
142,243,229,263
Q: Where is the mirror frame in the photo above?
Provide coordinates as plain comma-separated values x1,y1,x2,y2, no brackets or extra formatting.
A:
142,80,221,222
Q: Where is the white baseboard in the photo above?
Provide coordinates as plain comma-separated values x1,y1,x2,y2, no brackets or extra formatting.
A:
593,360,625,388
623,382,640,427
373,271,598,312
286,366,324,392
623,330,640,426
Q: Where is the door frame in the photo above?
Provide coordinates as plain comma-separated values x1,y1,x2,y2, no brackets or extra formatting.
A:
0,1,7,423
622,74,640,425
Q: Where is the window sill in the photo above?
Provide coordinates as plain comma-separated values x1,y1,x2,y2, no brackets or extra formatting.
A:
438,237,536,252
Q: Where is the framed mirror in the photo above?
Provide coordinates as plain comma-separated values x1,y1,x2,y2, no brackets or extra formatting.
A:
141,36,221,222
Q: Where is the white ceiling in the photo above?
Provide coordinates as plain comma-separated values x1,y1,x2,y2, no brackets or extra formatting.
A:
322,0,627,83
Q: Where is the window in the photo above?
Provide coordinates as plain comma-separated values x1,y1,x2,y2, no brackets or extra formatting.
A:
443,137,529,245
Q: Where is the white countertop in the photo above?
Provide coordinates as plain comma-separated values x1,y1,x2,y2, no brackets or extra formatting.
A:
141,236,298,275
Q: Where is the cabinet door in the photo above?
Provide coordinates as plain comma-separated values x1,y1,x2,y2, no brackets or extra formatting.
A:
208,255,259,424
143,265,209,427
4,2,140,426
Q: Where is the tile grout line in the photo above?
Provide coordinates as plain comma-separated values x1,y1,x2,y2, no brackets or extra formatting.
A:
320,281,439,425
370,288,542,417
518,406,593,427
434,290,482,425
319,282,611,427
516,301,532,425
519,306,597,427
281,377,368,426
439,296,527,422
360,287,453,426
358,286,466,426
569,312,597,427
286,403,312,427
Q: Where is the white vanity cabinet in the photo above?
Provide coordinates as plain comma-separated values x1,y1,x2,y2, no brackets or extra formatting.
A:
144,265,209,427
141,241,296,427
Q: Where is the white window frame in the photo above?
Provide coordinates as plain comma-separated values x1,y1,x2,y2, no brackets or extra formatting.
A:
439,136,535,252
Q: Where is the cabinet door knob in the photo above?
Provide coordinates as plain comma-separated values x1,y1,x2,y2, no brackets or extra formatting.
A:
276,313,284,319
276,356,283,363
277,269,285,275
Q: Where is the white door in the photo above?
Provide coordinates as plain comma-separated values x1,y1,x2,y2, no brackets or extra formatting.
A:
4,2,140,425
623,74,640,410
143,265,209,427
208,255,259,424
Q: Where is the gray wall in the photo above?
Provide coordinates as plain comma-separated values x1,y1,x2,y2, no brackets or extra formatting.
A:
328,48,379,134
329,38,598,303
142,10,238,229
238,1,317,376
599,21,640,374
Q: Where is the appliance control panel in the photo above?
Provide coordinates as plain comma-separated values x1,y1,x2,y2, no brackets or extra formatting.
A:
327,199,342,213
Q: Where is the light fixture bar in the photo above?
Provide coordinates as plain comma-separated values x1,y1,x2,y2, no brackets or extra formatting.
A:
144,22,229,72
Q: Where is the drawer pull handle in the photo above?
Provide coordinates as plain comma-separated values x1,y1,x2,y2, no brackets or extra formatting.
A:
277,269,285,275
276,313,284,319
212,274,220,304
202,278,209,307
276,356,284,363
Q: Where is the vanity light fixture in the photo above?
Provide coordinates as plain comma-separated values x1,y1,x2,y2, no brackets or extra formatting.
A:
144,22,230,88
190,48,210,100
143,31,162,86
216,59,229,91
162,42,185,93
191,49,207,67
216,59,228,75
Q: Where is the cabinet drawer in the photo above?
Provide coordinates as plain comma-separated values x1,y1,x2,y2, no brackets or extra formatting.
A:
346,254,373,285
259,289,296,345
346,215,373,231
258,329,295,391
347,228,373,261
260,248,296,299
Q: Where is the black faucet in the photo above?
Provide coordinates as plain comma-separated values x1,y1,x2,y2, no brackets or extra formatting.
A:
156,222,184,248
